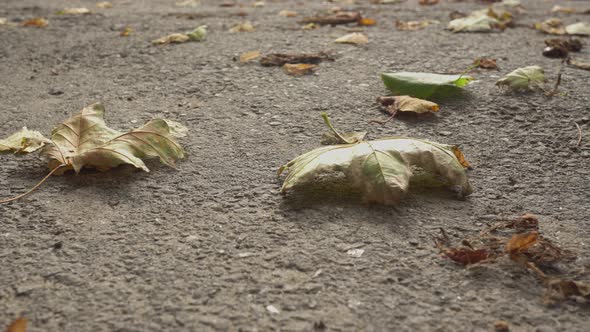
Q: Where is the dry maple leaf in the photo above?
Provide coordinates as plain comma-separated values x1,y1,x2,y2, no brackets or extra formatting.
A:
39,103,185,174
278,114,472,205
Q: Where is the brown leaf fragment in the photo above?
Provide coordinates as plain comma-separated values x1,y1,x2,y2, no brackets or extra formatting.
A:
299,11,361,26
505,231,538,255
474,57,498,69
534,18,566,35
239,50,261,63
546,279,590,301
152,33,190,45
377,96,439,114
283,63,317,76
551,5,576,14
22,17,48,28
543,38,582,58
494,321,509,332
260,52,334,66
6,317,27,332
567,58,590,70
434,229,490,266
334,32,368,45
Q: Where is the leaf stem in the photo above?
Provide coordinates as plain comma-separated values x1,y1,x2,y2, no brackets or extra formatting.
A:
321,112,354,144
0,164,66,204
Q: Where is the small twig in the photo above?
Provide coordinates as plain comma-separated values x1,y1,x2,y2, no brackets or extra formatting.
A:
575,123,583,147
321,112,354,144
544,59,566,98
369,105,398,125
0,164,66,204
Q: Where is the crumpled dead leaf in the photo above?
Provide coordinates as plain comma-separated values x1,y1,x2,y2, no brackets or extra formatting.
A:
473,57,498,69
283,63,317,76
299,11,361,26
534,18,566,35
334,32,368,45
152,25,207,44
0,127,51,153
278,114,472,205
565,22,590,36
239,50,261,63
120,26,133,37
495,66,546,91
229,21,255,32
543,38,582,58
376,95,439,121
505,232,539,255
22,18,48,28
551,5,576,14
419,0,439,5
260,52,334,66
20,103,187,174
396,20,438,31
57,8,91,15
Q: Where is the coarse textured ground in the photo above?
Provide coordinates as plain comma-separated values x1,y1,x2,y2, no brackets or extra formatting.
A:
1,0,589,331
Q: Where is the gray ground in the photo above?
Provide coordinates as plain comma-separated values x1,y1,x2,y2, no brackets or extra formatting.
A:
1,0,589,331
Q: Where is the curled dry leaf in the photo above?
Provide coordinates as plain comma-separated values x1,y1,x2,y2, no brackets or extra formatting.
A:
6,317,27,332
278,115,472,205
0,18,7,25
335,32,368,45
229,21,255,32
57,8,91,15
396,20,438,31
299,11,361,26
546,279,590,301
473,57,498,69
543,38,582,58
96,2,113,9
448,14,500,32
419,0,439,5
495,66,546,91
283,63,317,76
535,18,566,35
0,127,50,153
260,52,334,66
239,50,261,63
381,72,474,99
377,95,439,118
22,18,48,28
278,10,298,17
16,103,188,174
565,22,590,36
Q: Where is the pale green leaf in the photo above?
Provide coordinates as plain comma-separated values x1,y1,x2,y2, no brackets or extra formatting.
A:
381,72,474,99
565,22,590,36
495,66,546,91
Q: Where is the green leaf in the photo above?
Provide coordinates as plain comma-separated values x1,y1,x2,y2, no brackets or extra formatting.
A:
39,103,186,174
186,25,207,41
0,127,50,153
381,72,474,99
279,137,472,205
495,66,546,91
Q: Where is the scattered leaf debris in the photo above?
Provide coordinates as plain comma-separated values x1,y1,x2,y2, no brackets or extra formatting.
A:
239,50,261,63
396,20,438,31
299,11,361,26
22,17,48,28
334,32,368,45
495,66,546,91
229,21,255,33
152,25,207,45
473,57,498,69
57,8,91,15
372,95,439,124
260,52,334,66
283,63,317,76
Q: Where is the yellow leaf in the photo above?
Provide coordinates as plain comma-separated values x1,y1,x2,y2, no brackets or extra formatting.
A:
58,8,91,15
358,18,376,26
283,63,317,76
229,22,255,33
96,2,113,9
302,23,318,30
334,32,368,45
239,50,261,63
152,33,190,45
0,127,50,153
